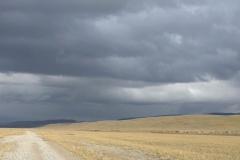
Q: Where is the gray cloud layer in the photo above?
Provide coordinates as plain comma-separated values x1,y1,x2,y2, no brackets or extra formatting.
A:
0,0,240,121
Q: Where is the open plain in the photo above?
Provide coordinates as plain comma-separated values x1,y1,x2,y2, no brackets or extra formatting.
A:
0,115,240,160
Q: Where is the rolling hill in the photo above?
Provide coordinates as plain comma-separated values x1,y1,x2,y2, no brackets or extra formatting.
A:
42,114,240,135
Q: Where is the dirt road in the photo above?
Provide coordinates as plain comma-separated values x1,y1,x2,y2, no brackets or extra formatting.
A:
0,131,79,160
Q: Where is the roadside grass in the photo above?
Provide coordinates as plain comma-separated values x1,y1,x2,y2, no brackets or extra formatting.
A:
0,129,24,159
0,128,24,138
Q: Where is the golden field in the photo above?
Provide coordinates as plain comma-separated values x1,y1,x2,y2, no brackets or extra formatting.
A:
34,114,240,160
0,114,240,160
33,129,240,160
43,114,240,135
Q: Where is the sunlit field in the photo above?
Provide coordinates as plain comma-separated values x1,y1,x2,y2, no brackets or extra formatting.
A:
33,115,240,160
33,129,240,160
44,115,240,135
1,115,240,160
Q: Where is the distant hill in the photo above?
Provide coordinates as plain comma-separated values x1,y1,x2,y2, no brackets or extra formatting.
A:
207,112,240,115
0,119,76,128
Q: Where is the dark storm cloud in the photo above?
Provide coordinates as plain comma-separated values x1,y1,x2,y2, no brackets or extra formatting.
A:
1,0,240,121
0,1,239,81
0,0,239,82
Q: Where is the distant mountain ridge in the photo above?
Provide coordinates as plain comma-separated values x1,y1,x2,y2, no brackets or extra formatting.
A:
0,119,76,128
207,112,240,115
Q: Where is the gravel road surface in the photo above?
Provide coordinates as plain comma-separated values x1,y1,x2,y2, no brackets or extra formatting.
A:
0,131,79,160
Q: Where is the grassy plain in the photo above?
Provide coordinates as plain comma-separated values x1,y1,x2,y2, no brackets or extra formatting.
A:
33,129,240,160
0,115,240,159
44,114,240,135
34,114,240,160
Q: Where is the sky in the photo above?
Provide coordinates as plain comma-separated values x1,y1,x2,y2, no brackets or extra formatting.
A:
1,0,240,122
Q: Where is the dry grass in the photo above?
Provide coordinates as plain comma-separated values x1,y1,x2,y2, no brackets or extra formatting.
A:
0,128,24,138
33,129,240,160
0,128,24,146
0,128,24,158
36,115,240,159
1,115,240,159
43,115,240,135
